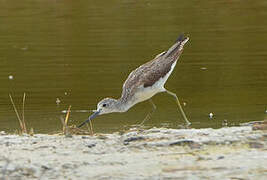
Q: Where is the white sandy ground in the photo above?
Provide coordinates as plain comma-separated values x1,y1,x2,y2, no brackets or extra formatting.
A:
0,126,266,180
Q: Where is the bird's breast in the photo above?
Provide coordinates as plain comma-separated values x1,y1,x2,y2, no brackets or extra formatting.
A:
134,86,161,103
134,61,177,103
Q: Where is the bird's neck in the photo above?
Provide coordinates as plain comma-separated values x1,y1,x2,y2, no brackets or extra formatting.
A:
115,98,131,112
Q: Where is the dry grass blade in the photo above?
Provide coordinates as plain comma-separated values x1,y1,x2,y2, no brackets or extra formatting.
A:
9,94,26,133
86,121,94,136
65,105,72,125
89,121,94,135
57,105,92,135
29,127,34,136
61,117,68,135
62,105,71,134
22,93,27,134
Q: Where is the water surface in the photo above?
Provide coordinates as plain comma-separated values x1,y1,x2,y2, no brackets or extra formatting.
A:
1,0,267,133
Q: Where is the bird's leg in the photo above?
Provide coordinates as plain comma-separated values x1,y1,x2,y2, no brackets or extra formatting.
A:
165,90,191,125
140,99,157,125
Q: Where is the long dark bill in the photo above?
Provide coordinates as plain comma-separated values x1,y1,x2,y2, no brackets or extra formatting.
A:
77,111,100,128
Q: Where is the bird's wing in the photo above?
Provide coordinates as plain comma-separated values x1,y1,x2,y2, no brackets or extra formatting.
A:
120,55,173,101
154,51,166,59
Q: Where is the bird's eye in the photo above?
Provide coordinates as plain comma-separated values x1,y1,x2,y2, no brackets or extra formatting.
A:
102,104,107,107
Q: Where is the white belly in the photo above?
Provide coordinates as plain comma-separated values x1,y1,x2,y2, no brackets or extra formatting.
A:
133,61,177,104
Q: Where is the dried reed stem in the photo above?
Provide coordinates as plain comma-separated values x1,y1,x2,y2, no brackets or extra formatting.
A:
89,121,94,135
86,121,94,136
60,118,67,135
9,94,26,133
63,105,71,134
22,93,27,134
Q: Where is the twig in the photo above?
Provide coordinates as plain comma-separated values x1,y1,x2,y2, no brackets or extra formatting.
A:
86,121,94,136
22,93,27,134
9,94,25,133
89,121,94,135
61,118,67,135
63,105,71,134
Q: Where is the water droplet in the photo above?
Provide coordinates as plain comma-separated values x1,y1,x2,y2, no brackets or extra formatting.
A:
8,75,14,80
21,46,28,51
56,98,61,105
209,112,214,118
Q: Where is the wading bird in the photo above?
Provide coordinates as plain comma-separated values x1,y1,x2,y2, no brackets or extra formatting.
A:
78,34,190,128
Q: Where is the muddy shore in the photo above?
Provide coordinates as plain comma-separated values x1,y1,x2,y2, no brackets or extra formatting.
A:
0,126,266,180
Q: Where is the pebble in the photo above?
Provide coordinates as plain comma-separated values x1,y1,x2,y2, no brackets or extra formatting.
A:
41,165,51,170
87,143,96,148
217,156,224,160
252,120,267,130
123,136,145,143
169,140,195,146
249,142,264,149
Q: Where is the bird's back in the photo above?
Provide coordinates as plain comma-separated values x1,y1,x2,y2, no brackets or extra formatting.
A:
120,35,189,105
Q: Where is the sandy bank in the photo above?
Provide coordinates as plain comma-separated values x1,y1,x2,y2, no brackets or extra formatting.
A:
0,126,266,180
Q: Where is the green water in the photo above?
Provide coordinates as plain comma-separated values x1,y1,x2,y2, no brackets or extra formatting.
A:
1,0,267,133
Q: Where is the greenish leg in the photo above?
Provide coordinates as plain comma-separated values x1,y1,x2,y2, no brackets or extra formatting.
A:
165,90,191,126
140,99,157,125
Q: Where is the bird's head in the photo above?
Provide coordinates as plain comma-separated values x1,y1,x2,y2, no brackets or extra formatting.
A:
77,97,119,128
96,98,119,115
